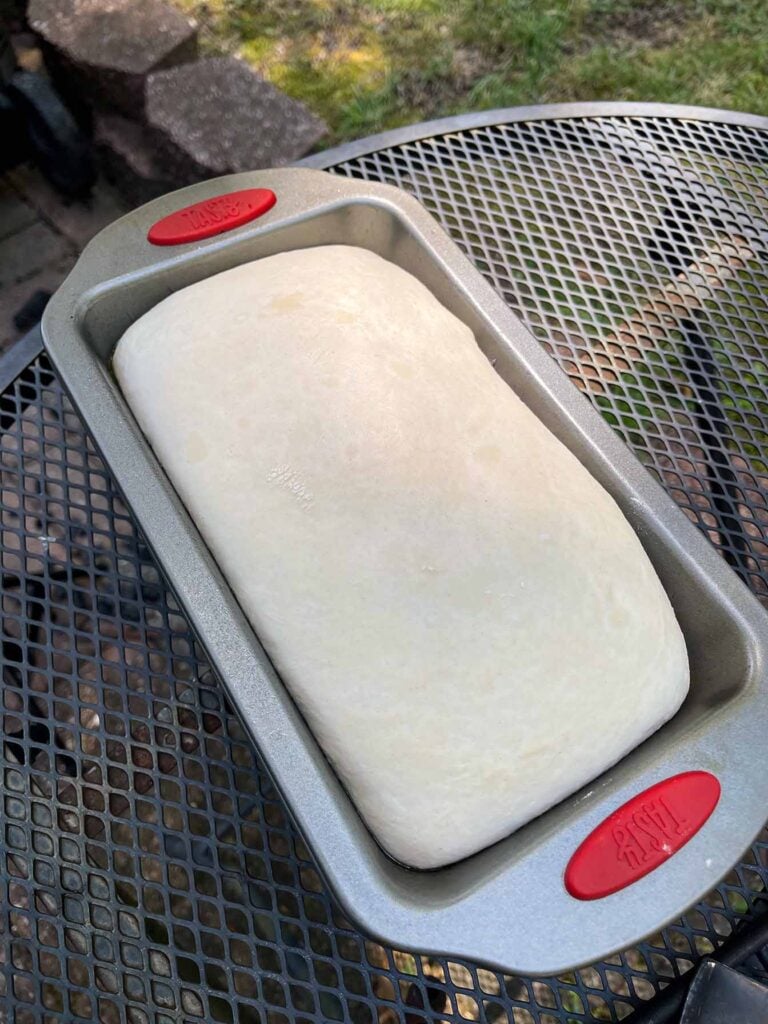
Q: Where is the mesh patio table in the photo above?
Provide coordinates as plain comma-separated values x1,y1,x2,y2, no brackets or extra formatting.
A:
2,101,768,1024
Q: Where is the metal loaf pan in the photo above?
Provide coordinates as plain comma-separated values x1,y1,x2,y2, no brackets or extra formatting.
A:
42,168,768,975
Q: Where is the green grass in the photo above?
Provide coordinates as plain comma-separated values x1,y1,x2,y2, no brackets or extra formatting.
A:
175,0,768,145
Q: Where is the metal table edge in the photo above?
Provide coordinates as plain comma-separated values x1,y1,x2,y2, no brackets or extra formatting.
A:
299,100,768,170
0,324,44,392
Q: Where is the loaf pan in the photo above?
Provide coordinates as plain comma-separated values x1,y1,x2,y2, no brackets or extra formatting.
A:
42,168,768,974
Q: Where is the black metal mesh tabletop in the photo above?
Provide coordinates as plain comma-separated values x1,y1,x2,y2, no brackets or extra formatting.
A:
3,104,768,1024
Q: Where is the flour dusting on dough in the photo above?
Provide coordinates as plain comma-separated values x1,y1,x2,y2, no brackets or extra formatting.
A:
267,464,314,510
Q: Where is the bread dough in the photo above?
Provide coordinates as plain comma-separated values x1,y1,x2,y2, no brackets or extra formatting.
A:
114,245,689,869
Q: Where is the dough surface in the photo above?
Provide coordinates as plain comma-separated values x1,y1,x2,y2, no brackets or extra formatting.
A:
114,245,689,869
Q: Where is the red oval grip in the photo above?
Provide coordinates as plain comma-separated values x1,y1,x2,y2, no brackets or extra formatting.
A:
147,188,276,246
565,771,721,901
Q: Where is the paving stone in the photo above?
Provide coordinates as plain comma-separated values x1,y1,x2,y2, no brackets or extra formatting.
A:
0,179,38,242
145,57,327,184
1,164,126,353
0,220,74,290
28,0,198,116
6,164,128,248
0,257,76,354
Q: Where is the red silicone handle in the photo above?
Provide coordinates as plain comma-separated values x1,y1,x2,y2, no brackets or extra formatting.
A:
565,771,721,900
147,188,277,246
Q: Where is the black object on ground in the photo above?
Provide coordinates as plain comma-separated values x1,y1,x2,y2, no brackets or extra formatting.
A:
680,315,755,584
679,961,768,1023
6,69,94,197
0,29,94,197
629,908,768,1023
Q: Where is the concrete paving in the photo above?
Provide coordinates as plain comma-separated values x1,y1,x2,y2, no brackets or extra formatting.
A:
0,166,127,355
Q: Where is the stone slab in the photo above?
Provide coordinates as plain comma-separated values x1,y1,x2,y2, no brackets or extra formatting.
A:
145,57,327,183
94,111,173,207
28,0,198,116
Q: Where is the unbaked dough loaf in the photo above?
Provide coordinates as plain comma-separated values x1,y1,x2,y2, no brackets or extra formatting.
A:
114,245,689,869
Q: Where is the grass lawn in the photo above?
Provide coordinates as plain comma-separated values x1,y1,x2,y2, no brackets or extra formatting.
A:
173,0,768,145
